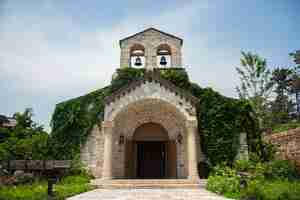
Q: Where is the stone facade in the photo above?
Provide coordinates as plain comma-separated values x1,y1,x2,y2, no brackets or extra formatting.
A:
81,78,203,179
119,28,182,69
81,28,202,181
264,128,300,171
80,125,104,178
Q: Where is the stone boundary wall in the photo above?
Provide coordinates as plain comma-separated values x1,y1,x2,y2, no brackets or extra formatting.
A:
264,128,300,171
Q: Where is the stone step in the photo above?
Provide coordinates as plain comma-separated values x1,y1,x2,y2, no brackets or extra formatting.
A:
91,179,207,189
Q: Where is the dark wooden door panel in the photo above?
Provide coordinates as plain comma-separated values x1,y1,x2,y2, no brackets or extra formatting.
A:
137,142,166,178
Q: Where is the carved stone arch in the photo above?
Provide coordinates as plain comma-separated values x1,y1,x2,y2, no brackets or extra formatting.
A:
156,43,172,55
129,43,145,56
104,81,196,123
112,98,188,140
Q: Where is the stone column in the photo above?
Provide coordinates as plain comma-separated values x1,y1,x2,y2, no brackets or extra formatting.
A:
186,120,200,181
102,121,114,179
236,132,249,160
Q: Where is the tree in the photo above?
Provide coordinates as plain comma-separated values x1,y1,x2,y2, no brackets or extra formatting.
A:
0,108,50,160
236,51,274,128
289,51,300,119
270,67,294,123
290,50,300,65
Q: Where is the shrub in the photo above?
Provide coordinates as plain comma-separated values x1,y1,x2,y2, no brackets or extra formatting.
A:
66,156,92,177
241,180,300,200
55,174,91,200
265,159,298,180
234,159,253,172
208,160,300,200
252,162,268,180
207,164,241,199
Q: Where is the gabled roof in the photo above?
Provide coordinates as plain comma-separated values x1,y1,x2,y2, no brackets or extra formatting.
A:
0,115,9,124
104,70,198,105
119,27,183,46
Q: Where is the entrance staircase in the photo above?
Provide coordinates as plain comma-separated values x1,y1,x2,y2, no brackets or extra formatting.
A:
91,179,207,189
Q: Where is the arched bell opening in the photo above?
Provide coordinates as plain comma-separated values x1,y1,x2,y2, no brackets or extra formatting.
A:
156,44,172,68
130,43,145,68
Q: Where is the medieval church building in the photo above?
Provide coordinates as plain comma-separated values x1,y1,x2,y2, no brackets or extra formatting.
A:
80,28,206,186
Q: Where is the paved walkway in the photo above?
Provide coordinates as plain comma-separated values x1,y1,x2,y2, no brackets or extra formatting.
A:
67,189,232,200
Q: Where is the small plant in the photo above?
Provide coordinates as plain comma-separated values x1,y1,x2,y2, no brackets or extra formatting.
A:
234,159,253,172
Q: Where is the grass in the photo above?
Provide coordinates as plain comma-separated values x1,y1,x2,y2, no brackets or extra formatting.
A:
272,121,300,133
0,175,92,200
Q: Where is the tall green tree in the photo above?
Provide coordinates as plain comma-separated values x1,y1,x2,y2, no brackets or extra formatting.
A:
289,51,300,119
270,68,294,123
236,51,274,128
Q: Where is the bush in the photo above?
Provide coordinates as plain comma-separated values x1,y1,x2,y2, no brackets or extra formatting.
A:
208,160,300,199
66,156,92,177
234,159,254,172
242,180,300,200
0,182,47,200
265,159,298,180
55,175,91,200
207,164,241,199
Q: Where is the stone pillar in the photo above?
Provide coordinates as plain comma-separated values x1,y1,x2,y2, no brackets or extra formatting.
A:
186,120,200,181
236,132,249,160
102,121,114,179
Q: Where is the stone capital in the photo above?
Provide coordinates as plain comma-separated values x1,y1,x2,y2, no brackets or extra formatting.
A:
185,119,198,129
102,120,114,128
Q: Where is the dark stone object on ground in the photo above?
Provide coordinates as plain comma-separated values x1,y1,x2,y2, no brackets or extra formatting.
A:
13,170,34,184
198,161,210,178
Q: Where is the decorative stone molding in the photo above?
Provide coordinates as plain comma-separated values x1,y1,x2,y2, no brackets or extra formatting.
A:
104,73,198,122
113,99,187,140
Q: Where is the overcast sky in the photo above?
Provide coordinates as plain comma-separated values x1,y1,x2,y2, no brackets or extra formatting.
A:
0,0,299,131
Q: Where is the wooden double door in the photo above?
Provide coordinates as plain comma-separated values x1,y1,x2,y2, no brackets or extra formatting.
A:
125,140,177,178
137,141,166,178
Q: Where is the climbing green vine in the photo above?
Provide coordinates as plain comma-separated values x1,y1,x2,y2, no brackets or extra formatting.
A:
50,68,259,165
50,87,111,159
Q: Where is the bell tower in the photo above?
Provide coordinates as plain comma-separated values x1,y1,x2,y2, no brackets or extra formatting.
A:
119,28,183,70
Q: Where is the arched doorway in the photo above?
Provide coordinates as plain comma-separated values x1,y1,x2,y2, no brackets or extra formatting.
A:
125,122,177,179
107,98,194,179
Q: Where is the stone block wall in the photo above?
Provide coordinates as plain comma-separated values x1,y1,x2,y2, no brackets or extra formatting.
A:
120,29,182,69
264,128,300,171
80,125,104,178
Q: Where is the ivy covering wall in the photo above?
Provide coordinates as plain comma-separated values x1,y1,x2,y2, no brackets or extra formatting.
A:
50,68,259,165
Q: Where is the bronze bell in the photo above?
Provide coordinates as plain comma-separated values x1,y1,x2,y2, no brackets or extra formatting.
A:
134,56,142,66
160,56,167,66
